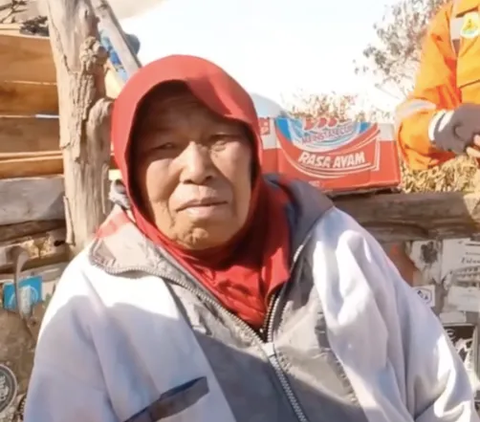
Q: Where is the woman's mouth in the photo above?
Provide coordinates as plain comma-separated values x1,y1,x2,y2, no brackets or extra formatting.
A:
178,200,229,219
177,199,227,211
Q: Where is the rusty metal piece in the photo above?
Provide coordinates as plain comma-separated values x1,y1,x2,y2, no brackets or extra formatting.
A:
8,247,30,320
7,245,47,340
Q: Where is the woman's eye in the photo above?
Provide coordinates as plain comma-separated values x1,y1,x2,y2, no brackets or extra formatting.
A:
213,136,227,144
155,142,175,150
211,134,237,145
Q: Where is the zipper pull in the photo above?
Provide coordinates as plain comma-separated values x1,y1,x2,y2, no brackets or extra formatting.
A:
262,341,276,358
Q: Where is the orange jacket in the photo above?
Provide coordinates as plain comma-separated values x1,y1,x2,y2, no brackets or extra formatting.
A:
395,0,480,169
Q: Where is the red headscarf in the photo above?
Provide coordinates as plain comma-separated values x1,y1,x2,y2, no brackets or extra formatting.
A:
111,55,290,329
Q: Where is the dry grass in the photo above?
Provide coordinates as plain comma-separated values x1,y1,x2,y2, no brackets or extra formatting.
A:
401,155,480,193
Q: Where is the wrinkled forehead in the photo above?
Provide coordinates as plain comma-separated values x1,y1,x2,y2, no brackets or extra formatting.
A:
133,81,239,133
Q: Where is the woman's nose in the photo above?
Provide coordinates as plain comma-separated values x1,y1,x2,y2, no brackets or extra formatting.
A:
178,141,215,184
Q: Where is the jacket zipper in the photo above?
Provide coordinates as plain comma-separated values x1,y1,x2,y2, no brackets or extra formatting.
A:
257,240,311,422
91,231,315,422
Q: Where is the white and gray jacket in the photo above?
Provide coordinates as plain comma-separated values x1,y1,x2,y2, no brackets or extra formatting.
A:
24,177,478,422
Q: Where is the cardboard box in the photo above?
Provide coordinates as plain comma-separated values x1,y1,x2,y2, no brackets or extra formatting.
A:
259,116,401,193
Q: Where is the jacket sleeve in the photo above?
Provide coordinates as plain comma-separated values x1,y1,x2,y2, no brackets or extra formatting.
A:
363,226,477,420
389,254,478,421
395,3,459,170
23,258,117,422
315,208,479,421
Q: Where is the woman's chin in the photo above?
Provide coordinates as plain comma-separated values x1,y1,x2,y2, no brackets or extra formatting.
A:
179,223,237,251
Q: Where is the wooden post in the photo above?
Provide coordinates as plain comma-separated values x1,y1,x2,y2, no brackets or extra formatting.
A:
44,0,112,256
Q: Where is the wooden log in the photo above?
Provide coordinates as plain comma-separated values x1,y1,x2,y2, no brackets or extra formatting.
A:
0,229,67,272
0,80,58,115
0,33,55,83
334,191,480,243
0,116,59,155
0,220,65,243
45,0,112,255
0,176,64,226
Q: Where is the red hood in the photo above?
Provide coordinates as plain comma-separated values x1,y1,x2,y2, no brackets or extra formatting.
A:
109,55,291,330
111,54,263,196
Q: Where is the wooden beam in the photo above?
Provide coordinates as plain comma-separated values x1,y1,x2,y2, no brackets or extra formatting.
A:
0,33,55,83
0,117,59,155
334,191,480,243
0,154,63,179
0,220,65,243
45,0,113,255
0,152,117,179
0,171,120,223
0,24,25,35
4,174,480,244
4,174,480,243
0,229,67,273
0,81,58,115
0,176,64,226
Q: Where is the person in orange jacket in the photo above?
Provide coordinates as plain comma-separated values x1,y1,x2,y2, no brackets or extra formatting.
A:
395,0,480,170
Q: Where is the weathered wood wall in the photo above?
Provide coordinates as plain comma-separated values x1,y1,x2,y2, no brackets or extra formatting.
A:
5,174,480,243
335,191,480,243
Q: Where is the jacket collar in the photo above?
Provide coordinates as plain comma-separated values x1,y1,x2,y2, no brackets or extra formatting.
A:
88,175,333,277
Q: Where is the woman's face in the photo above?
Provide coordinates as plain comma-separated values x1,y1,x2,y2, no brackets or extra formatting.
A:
132,87,253,250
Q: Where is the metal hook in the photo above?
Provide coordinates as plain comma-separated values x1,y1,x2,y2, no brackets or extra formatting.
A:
8,246,30,320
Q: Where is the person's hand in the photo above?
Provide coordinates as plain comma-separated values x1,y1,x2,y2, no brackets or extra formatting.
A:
430,103,480,157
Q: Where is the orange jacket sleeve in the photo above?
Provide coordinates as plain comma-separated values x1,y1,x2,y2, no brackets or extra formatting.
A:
395,3,460,170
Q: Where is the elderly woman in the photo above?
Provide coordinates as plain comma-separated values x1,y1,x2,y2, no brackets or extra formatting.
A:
24,55,477,422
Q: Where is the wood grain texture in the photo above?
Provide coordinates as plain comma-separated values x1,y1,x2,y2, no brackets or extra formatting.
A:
0,151,117,179
335,191,480,243
0,220,65,243
3,175,480,243
45,0,115,255
0,176,64,226
0,33,55,83
0,228,67,272
0,116,59,154
0,154,63,179
0,80,58,115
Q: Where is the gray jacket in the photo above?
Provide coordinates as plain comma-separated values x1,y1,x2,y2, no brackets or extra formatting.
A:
24,178,477,422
